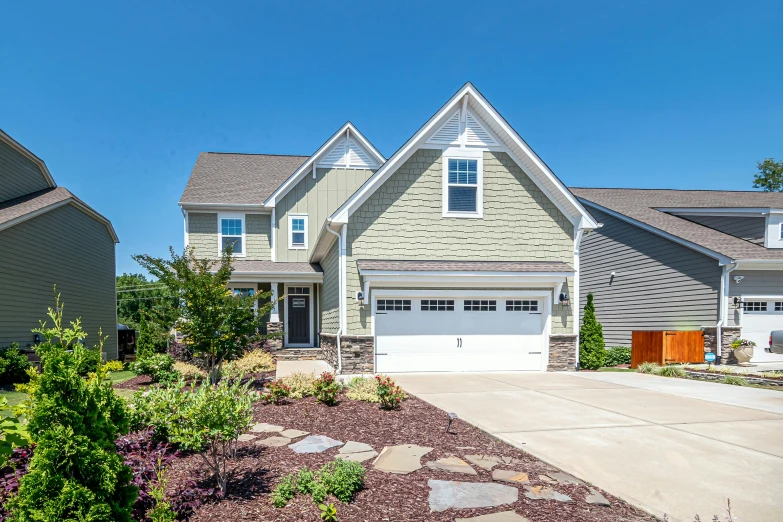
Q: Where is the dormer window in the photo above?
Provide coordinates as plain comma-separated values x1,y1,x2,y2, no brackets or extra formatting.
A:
218,213,244,256
442,151,483,218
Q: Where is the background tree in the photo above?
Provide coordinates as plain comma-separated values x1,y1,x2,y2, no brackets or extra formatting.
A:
116,273,177,352
579,292,606,370
133,246,277,383
752,158,783,192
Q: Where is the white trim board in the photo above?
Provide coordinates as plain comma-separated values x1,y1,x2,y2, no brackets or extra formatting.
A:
217,212,246,257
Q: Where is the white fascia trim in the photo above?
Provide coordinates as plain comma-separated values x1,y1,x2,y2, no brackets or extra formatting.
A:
229,273,323,284
360,271,574,288
0,128,56,187
0,198,119,243
217,212,246,258
734,259,783,270
308,221,340,263
372,289,553,298
579,199,735,266
656,207,782,217
329,83,598,229
179,202,270,212
263,123,385,208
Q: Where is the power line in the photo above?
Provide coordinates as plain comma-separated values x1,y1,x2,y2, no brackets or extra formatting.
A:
117,286,169,294
117,296,179,302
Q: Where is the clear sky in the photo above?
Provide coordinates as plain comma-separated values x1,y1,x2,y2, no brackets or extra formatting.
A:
1,0,781,275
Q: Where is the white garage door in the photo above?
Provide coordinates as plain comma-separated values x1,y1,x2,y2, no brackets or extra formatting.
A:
742,299,783,362
374,296,546,373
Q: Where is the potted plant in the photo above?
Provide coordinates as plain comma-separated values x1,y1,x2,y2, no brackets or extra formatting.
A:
731,338,756,366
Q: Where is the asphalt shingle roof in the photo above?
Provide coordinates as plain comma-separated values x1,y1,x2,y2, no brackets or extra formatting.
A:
231,260,322,274
571,188,783,261
356,260,574,272
0,187,75,226
180,153,308,205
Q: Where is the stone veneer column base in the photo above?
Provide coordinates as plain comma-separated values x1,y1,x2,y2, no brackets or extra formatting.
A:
548,334,577,371
702,326,741,365
319,333,374,374
266,322,284,353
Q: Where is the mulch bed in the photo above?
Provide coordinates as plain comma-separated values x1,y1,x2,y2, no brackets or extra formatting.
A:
114,374,154,390
164,393,658,522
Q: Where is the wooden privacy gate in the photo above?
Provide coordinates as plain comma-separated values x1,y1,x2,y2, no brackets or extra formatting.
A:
631,330,705,368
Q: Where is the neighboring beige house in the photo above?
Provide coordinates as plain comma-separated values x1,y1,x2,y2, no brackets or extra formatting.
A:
179,83,599,373
0,129,120,359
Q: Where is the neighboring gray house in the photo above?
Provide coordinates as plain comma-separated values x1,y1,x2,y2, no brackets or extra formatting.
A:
572,188,783,363
0,129,119,359
179,83,599,373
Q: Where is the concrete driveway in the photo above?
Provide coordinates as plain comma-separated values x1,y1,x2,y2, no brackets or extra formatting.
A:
393,371,783,522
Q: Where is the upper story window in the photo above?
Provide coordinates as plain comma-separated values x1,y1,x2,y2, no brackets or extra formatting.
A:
219,214,244,256
289,214,308,249
442,152,483,218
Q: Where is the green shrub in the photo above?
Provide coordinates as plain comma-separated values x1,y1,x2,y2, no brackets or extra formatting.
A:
579,293,605,370
375,375,406,410
658,365,686,378
346,376,380,403
722,375,749,386
7,293,136,521
281,371,316,399
103,360,125,373
148,463,177,522
233,349,275,377
604,346,631,367
76,345,103,377
0,396,29,467
260,379,291,405
0,343,31,385
173,361,206,381
272,474,297,508
319,503,338,521
636,362,661,374
128,380,189,441
273,460,366,509
130,353,179,384
314,372,341,406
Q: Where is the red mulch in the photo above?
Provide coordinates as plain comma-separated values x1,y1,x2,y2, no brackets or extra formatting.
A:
163,393,657,522
114,374,154,390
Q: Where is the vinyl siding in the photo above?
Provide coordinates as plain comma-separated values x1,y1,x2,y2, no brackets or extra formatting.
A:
727,270,783,327
681,215,765,246
276,167,374,262
346,149,575,335
188,212,272,260
579,207,722,346
188,213,218,258
320,239,340,334
0,140,51,202
0,204,118,358
245,214,271,260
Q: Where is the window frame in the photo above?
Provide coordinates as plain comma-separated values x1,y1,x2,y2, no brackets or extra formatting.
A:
464,299,497,312
744,301,767,312
218,213,246,257
421,299,455,311
506,300,539,312
442,149,483,218
376,299,411,312
288,214,308,250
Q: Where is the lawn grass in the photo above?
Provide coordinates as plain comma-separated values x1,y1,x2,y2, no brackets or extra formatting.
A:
0,390,28,419
107,370,136,384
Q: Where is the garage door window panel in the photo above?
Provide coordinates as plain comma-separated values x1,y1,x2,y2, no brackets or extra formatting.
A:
745,301,767,312
377,299,411,312
421,300,454,311
506,300,538,312
464,300,497,311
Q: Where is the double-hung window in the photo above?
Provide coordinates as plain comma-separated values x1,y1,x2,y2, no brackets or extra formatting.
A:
289,215,308,249
443,153,483,217
219,214,244,256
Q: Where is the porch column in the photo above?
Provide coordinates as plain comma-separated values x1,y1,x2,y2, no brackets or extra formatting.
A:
270,283,280,322
266,282,284,353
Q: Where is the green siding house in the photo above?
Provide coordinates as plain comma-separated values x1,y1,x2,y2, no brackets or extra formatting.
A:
0,129,119,359
179,83,599,373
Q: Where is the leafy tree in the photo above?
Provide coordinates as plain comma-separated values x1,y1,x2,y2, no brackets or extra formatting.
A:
579,293,606,370
752,158,783,192
8,293,136,521
116,273,176,354
133,246,277,383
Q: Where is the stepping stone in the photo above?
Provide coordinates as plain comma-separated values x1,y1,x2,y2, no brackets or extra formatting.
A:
336,451,377,463
255,436,291,447
465,454,503,471
373,444,433,475
279,429,309,439
426,456,477,475
540,472,584,485
456,511,531,522
289,435,343,454
339,441,375,454
237,434,257,442
428,479,518,512
523,485,572,502
586,488,611,506
500,456,525,466
492,469,530,484
251,423,283,433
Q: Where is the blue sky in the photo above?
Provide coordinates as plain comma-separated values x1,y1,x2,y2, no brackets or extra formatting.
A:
1,0,781,275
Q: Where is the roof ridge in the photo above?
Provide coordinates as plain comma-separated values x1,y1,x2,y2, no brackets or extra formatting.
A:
203,151,310,158
571,186,779,195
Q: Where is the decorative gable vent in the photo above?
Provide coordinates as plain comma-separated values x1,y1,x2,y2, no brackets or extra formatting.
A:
426,111,461,145
317,135,378,169
465,112,498,146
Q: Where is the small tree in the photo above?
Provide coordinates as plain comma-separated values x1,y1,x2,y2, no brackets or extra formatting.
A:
579,293,606,370
133,246,278,383
752,158,783,192
8,293,136,521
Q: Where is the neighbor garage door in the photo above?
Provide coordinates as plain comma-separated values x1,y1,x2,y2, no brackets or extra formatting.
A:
742,298,783,362
374,295,547,373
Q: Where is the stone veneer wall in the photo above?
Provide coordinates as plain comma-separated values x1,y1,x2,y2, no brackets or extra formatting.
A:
548,334,577,371
319,333,374,374
266,322,284,353
702,326,741,365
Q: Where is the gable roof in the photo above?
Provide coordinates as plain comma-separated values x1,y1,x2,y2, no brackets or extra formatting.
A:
262,122,385,207
0,187,119,242
326,82,599,230
572,188,783,262
180,153,308,206
0,128,56,188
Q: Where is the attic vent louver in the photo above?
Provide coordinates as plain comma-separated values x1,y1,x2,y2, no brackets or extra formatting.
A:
317,135,378,169
465,112,498,146
426,111,461,145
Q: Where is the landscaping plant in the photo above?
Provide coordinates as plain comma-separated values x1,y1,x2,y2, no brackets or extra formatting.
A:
128,380,189,441
579,292,605,370
722,375,749,387
173,361,206,381
658,365,686,378
130,352,180,384
0,397,28,468
272,460,365,508
636,362,661,374
233,349,276,377
730,338,756,350
280,371,317,399
314,372,341,405
103,360,125,373
260,379,291,404
7,293,137,521
319,503,338,521
0,344,30,386
134,246,279,384
375,375,406,410
147,462,177,522
345,376,380,403
604,346,631,367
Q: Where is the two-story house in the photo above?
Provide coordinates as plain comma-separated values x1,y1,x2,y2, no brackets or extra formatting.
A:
572,188,783,364
179,83,600,373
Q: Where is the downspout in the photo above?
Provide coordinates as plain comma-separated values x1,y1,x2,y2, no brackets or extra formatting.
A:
181,208,189,249
325,225,343,373
573,228,584,369
716,262,738,362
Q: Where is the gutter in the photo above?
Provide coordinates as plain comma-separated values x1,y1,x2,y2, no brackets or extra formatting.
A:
716,262,739,360
325,225,343,373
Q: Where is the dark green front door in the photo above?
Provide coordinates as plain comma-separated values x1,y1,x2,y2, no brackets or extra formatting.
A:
288,295,310,344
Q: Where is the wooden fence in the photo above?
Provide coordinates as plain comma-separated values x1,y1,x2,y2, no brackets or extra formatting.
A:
631,330,705,368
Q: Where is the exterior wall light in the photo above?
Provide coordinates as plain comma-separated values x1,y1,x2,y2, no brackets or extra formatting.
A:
355,291,365,305
559,293,570,306
33,333,41,344
733,297,744,309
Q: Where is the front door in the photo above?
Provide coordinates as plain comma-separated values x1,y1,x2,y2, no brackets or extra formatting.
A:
288,294,310,344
